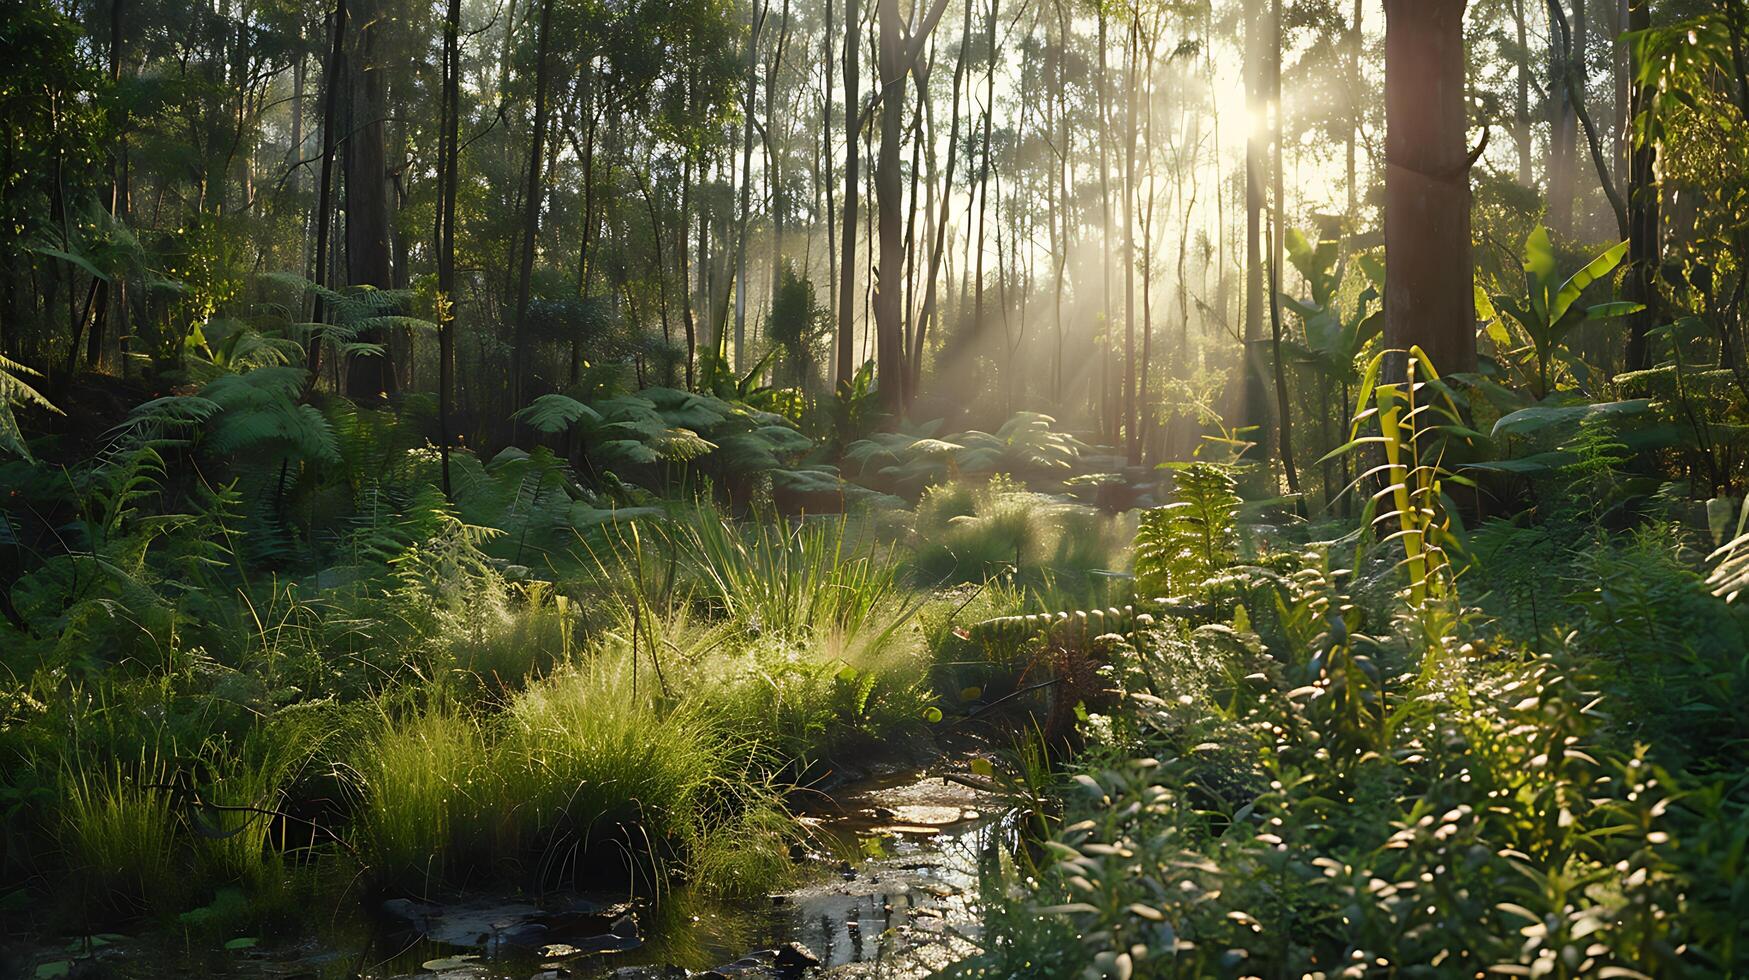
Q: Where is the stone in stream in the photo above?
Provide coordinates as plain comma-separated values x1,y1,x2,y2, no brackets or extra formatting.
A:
773,941,821,968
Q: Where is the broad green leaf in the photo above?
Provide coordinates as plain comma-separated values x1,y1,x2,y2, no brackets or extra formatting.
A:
1551,239,1629,323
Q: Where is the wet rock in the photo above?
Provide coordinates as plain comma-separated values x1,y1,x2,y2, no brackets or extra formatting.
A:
773,941,821,968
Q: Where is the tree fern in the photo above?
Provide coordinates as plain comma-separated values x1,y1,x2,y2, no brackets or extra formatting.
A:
201,367,339,465
1133,462,1240,600
513,393,601,434
0,354,61,461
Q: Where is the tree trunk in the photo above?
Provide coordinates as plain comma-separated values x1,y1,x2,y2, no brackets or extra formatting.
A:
734,0,763,376
437,0,461,497
307,0,348,385
511,0,555,412
343,0,397,400
836,0,861,392
1548,0,1582,234
1383,0,1476,374
1122,17,1138,465
1623,0,1658,371
1242,0,1271,463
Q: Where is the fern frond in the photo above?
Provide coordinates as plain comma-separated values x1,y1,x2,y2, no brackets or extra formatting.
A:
513,394,601,434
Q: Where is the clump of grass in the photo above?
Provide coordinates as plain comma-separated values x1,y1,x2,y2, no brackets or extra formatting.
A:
911,476,1053,585
348,705,493,893
445,580,576,689
60,754,180,916
689,796,798,898
498,654,723,887
681,507,900,639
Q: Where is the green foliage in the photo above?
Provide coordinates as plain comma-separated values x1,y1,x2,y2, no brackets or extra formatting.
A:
58,755,179,916
1486,227,1642,397
349,705,494,891
956,539,1749,978
844,412,1090,496
1133,462,1240,599
200,367,338,465
0,354,60,461
680,506,903,640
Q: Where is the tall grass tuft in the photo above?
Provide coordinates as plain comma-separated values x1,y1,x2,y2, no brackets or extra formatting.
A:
681,507,900,639
60,754,180,916
498,654,722,887
445,580,576,689
349,705,493,893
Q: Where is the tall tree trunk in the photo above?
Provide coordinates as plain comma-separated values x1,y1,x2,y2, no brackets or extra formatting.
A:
871,0,902,411
1514,0,1533,185
734,0,764,376
1348,0,1362,217
1241,0,1271,463
914,0,974,399
873,0,952,413
1383,0,1476,374
824,0,838,381
511,0,555,412
836,0,861,392
437,0,461,497
307,0,348,385
1269,0,1301,499
344,0,397,399
1097,11,1115,440
973,0,997,408
1622,0,1658,370
1122,16,1139,465
1548,0,1582,234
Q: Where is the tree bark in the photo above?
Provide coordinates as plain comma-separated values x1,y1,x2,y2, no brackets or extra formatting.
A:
511,0,555,412
1623,0,1658,370
437,0,461,497
343,0,397,400
307,0,347,385
1383,0,1476,374
836,0,861,392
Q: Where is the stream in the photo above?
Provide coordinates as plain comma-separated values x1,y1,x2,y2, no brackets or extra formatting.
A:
25,762,996,980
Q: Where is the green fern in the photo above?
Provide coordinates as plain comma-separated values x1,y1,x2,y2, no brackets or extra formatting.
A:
513,394,601,434
1133,462,1240,600
0,354,61,461
201,367,339,464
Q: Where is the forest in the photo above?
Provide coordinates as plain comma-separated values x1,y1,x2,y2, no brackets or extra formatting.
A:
2,0,1749,973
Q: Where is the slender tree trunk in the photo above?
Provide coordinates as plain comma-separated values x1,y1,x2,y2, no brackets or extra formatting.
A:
1514,0,1533,185
1122,17,1139,465
1383,0,1476,374
1623,0,1658,370
1097,11,1115,440
734,0,764,375
914,0,973,398
1548,0,1582,234
836,0,861,392
437,0,461,497
973,0,997,406
874,0,906,411
1242,0,1271,463
511,0,555,412
307,0,348,385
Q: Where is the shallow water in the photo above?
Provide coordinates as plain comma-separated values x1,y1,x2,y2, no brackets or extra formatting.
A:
25,768,994,980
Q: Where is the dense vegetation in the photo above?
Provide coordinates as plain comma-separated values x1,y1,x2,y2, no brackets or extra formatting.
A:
4,0,1749,974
